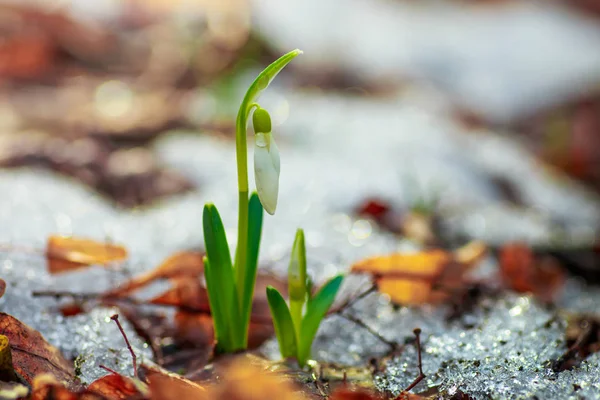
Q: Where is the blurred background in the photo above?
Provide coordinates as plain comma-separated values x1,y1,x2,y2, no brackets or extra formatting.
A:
0,0,599,250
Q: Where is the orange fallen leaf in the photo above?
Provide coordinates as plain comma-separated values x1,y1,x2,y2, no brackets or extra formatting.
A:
0,313,77,389
106,251,204,297
352,248,450,278
499,242,565,302
149,278,210,313
46,235,127,274
30,374,79,400
207,359,308,400
141,364,208,400
30,373,145,400
351,241,486,305
173,312,214,348
87,373,147,400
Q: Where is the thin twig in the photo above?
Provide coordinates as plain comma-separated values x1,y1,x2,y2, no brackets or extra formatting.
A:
32,290,143,306
331,283,377,314
402,328,425,394
32,291,101,300
338,312,398,351
110,314,138,378
99,364,120,375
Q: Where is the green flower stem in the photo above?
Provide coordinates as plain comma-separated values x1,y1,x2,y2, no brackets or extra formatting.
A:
235,190,249,297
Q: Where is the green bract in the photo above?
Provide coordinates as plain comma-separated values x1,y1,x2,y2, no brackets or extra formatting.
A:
202,49,302,353
267,229,344,367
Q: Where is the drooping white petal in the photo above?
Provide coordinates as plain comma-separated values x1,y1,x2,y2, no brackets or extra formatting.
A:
254,132,280,215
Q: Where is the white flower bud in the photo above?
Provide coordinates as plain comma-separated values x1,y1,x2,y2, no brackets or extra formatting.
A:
254,132,280,215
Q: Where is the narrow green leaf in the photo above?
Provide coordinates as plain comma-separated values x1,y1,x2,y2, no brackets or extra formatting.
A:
202,203,242,349
288,229,307,342
297,274,344,366
240,192,263,347
203,256,231,352
266,286,298,360
288,229,307,301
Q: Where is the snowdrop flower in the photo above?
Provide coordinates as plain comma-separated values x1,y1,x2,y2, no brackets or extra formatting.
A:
253,107,280,215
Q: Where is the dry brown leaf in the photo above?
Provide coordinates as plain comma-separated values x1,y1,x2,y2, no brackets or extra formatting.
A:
29,374,132,400
172,310,274,355
106,251,204,297
499,242,565,302
0,278,5,299
87,373,147,400
149,278,210,313
173,312,214,349
46,235,127,274
351,241,486,305
30,374,79,400
141,364,208,400
352,249,450,278
208,359,308,400
0,313,76,389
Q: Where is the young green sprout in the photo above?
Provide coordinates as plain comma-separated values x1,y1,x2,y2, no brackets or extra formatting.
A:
267,229,344,367
202,49,302,353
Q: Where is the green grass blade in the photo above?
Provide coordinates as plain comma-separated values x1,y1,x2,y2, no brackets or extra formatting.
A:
239,192,264,346
266,286,298,359
203,256,231,352
298,274,344,366
202,203,242,350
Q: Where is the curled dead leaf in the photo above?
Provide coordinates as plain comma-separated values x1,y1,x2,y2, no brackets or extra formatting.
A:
46,235,127,274
0,313,76,389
